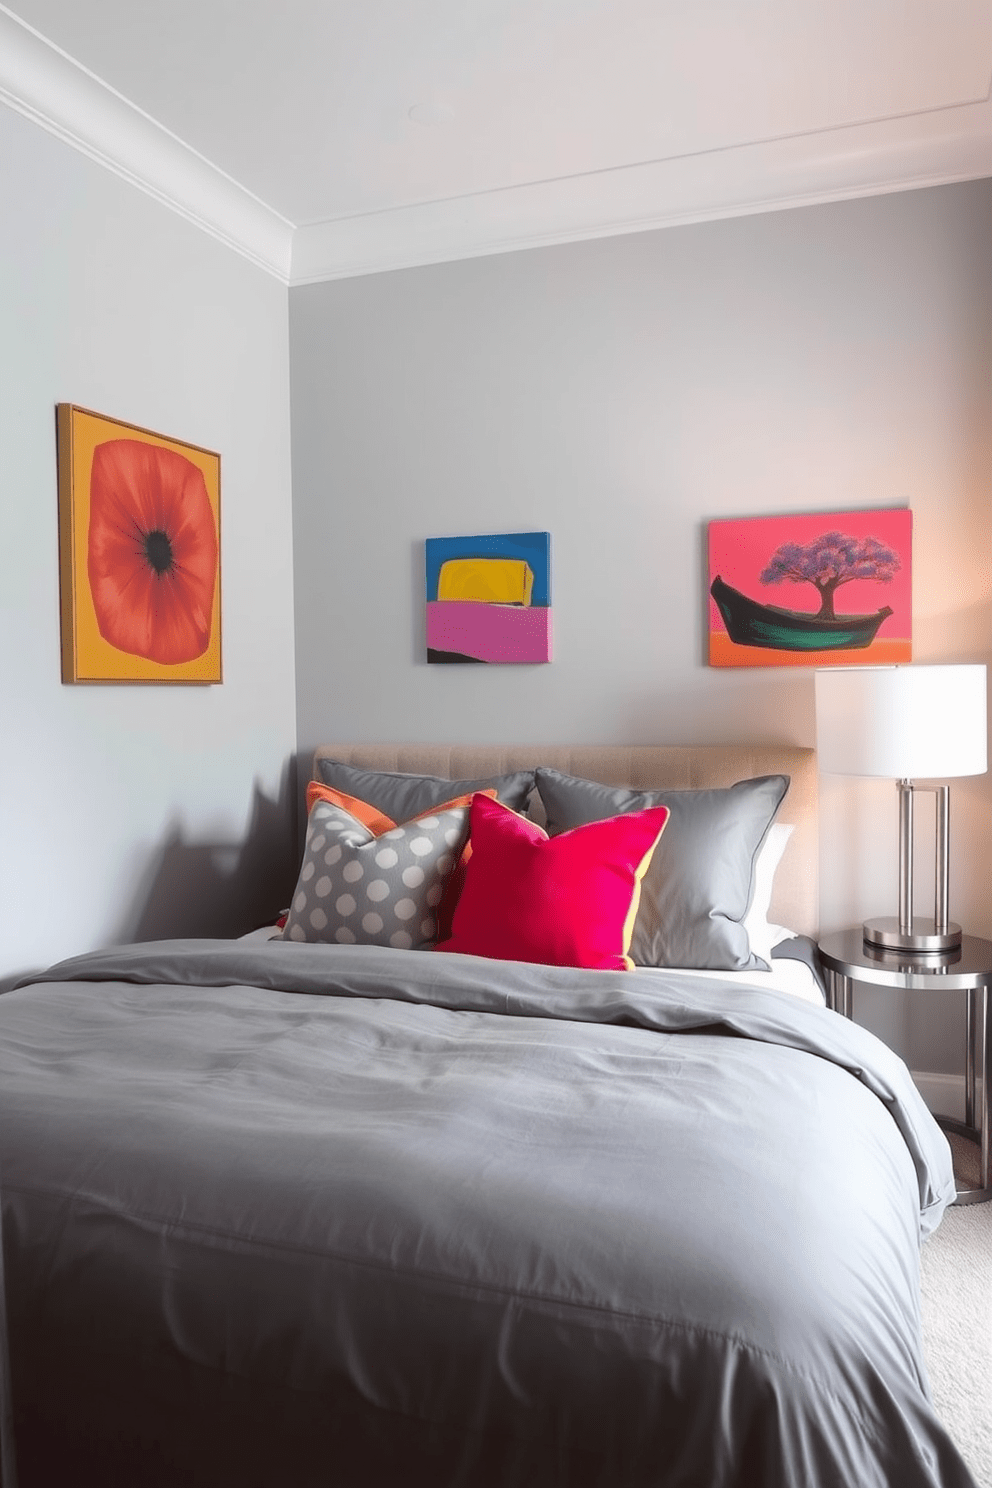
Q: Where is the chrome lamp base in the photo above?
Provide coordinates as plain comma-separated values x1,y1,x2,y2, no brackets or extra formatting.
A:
866,779,961,958
863,915,963,954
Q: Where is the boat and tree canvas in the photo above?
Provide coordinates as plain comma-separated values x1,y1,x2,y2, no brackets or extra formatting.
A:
708,509,912,668
426,531,552,663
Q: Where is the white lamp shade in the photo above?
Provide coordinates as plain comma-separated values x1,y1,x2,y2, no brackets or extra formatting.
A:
815,665,988,779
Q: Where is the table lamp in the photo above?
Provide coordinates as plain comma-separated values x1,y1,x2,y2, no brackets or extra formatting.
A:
814,664,987,954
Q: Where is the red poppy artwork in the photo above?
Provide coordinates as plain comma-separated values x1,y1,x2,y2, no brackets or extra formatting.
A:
57,406,222,683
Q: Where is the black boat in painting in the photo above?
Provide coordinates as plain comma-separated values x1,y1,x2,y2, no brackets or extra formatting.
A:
710,575,894,652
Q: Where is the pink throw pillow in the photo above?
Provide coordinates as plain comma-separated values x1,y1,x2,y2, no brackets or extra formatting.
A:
436,793,670,972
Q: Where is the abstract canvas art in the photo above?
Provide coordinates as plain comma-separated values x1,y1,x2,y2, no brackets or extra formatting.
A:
57,405,222,683
708,508,912,668
426,531,552,663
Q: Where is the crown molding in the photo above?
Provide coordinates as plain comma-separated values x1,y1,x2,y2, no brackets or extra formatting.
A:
0,5,294,283
2,3,990,289
291,99,992,284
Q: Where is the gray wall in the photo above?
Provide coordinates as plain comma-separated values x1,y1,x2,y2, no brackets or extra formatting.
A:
290,181,992,1071
3,104,987,1077
0,105,298,983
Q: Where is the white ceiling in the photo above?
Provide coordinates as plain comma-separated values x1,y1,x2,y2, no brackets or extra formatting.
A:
1,0,991,284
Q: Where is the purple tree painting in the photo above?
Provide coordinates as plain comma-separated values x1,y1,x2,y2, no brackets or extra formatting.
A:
760,532,901,620
708,508,911,665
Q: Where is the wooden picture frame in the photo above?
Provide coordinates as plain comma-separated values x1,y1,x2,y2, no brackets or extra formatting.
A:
57,404,222,684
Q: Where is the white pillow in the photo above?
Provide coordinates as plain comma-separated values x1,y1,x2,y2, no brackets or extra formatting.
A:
743,822,794,967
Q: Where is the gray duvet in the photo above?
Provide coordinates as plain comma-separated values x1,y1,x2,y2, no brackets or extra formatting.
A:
0,940,975,1487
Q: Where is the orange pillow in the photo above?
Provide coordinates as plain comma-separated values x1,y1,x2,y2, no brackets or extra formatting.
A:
306,781,394,835
303,782,496,942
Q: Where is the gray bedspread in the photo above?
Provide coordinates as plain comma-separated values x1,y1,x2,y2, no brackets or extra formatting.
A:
0,940,975,1487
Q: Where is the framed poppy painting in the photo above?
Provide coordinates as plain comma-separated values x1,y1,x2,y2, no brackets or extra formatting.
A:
57,405,222,684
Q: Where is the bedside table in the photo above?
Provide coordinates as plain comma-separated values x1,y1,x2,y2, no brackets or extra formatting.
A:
818,929,992,1205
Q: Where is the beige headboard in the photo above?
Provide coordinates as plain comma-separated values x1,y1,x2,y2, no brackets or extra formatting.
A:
311,744,818,939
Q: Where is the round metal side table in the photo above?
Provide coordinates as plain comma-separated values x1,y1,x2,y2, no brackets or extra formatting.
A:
818,929,992,1205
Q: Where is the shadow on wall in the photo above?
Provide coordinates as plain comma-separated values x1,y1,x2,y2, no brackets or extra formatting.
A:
117,757,303,944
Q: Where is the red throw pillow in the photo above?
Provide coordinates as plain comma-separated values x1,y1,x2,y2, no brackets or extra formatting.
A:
436,793,669,972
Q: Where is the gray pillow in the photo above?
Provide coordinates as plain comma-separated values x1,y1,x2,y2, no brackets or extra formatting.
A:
284,797,471,949
534,768,789,971
314,759,535,821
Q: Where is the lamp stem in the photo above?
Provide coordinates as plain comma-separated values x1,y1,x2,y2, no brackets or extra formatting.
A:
935,784,950,936
865,779,961,953
898,779,914,937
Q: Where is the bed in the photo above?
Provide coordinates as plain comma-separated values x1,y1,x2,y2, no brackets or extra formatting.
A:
0,743,975,1488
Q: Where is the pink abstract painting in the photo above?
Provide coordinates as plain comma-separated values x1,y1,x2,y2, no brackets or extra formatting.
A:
426,531,552,664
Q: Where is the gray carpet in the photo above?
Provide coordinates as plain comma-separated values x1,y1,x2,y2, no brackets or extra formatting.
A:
920,1134,992,1487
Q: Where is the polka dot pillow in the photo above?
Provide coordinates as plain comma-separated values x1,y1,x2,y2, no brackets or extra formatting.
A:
283,797,473,949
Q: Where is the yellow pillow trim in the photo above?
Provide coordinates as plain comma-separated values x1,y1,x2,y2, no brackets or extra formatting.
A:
620,824,670,971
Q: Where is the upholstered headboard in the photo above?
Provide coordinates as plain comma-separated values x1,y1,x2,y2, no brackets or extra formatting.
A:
311,744,818,939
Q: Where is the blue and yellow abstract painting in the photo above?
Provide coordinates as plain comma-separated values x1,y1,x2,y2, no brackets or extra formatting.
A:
426,531,552,664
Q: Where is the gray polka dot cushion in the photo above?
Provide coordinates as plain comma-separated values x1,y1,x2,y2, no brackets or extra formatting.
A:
283,798,472,949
